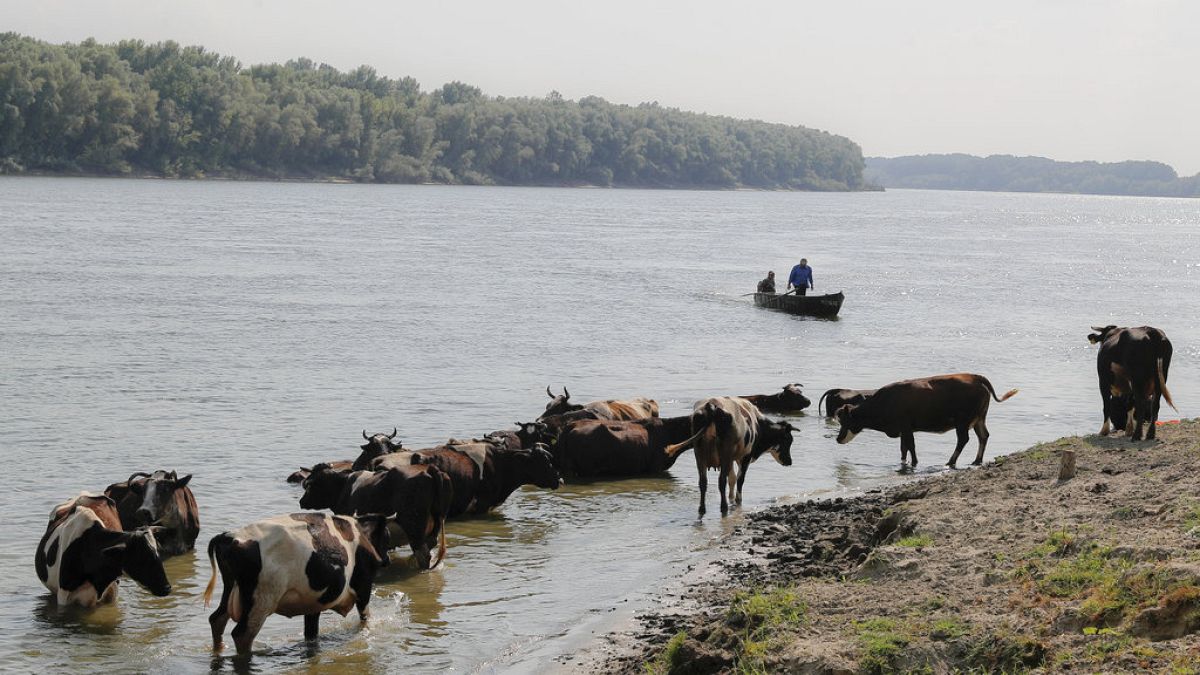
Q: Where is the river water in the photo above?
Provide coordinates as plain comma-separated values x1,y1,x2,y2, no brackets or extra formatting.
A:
1,178,1198,673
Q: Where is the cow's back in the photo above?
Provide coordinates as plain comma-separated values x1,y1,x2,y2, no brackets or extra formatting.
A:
37,502,120,604
870,374,991,431
691,397,759,465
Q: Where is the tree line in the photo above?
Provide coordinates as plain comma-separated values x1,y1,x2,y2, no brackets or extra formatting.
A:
0,33,867,190
865,154,1200,198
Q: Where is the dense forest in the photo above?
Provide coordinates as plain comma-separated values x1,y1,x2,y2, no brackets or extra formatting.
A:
0,33,867,190
866,154,1200,198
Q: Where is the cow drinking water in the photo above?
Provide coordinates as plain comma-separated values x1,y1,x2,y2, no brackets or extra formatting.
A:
1088,325,1175,440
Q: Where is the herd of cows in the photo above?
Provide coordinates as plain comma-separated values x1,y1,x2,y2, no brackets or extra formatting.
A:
33,324,1176,655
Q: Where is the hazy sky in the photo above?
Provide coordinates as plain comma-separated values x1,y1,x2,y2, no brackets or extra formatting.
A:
5,0,1199,174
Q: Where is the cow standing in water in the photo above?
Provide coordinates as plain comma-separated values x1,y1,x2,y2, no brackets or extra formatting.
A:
203,512,390,654
552,415,698,478
738,384,811,413
104,470,200,556
664,397,796,516
35,494,172,607
834,373,1018,468
1088,325,1175,440
539,387,659,421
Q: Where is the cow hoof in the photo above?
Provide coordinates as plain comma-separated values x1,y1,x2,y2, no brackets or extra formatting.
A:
946,462,956,469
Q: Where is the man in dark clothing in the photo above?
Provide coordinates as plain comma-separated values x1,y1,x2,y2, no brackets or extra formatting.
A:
788,259,814,296
757,271,776,293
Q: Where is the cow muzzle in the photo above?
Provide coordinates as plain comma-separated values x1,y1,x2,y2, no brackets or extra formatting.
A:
837,428,857,445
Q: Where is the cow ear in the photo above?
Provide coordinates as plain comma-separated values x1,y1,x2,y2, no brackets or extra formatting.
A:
175,474,192,489
1087,333,1102,344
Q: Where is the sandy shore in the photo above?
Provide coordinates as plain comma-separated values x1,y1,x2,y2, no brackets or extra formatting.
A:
578,419,1200,673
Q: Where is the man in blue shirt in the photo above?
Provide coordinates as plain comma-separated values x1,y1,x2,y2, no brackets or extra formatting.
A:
788,258,814,296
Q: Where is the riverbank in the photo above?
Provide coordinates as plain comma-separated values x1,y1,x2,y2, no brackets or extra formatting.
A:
584,419,1200,673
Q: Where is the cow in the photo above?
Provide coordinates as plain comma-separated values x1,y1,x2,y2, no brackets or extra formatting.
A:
551,415,697,478
202,512,390,654
539,386,659,421
298,463,451,570
35,493,172,607
285,429,403,483
482,421,557,450
817,388,876,418
664,397,796,516
739,383,811,413
1088,325,1176,441
103,470,200,556
373,440,561,516
834,373,1018,468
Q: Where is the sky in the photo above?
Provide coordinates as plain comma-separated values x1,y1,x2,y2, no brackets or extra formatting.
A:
4,0,1199,174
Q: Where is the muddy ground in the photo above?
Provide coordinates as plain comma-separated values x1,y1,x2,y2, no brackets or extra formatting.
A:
571,420,1200,674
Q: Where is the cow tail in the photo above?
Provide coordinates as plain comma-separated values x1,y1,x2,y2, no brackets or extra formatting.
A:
665,404,718,459
202,536,220,607
817,390,831,416
1158,358,1177,411
981,376,1018,403
431,470,450,569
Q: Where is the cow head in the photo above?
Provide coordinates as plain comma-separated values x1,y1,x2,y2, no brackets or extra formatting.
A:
541,386,583,419
755,420,796,466
515,443,563,489
105,526,172,596
835,405,864,444
1088,325,1119,344
778,383,811,411
125,470,192,527
353,514,392,567
354,428,402,470
514,421,554,448
1106,394,1132,434
299,463,351,510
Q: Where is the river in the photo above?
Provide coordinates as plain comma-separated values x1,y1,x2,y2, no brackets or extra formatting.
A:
1,178,1197,673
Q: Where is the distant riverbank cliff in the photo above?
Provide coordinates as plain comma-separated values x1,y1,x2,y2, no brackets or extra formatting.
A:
0,33,868,192
867,154,1200,198
583,420,1200,674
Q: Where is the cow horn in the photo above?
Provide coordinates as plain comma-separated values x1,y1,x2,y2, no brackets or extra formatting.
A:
546,386,554,398
563,386,570,399
126,471,151,485
389,427,398,439
363,430,371,441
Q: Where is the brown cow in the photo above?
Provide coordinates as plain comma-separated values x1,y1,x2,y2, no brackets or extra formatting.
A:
817,388,876,418
539,387,659,421
1088,325,1175,441
739,383,811,413
834,373,1018,467
551,415,696,478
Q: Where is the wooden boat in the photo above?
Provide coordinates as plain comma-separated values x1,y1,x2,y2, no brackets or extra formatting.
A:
753,291,844,318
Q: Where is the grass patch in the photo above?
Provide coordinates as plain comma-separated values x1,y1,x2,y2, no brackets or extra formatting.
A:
1182,502,1200,532
929,618,969,640
726,587,808,674
642,630,687,675
894,534,933,548
963,630,1047,671
1112,505,1140,520
854,617,911,674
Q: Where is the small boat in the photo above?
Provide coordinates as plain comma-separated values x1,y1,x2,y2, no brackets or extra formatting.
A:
753,291,844,318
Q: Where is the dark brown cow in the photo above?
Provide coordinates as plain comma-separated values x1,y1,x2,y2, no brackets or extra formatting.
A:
1088,325,1175,440
482,421,557,450
104,470,200,556
374,440,561,516
298,464,451,569
551,415,696,478
540,387,659,421
36,493,172,607
834,373,1017,467
285,429,403,483
817,388,876,418
203,512,390,654
664,397,796,516
739,383,811,413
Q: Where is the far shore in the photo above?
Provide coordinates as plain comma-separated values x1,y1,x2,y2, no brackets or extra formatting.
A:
579,420,1200,674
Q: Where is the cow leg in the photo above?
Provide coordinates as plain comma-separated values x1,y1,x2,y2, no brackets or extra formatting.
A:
718,464,729,515
971,420,990,465
696,464,707,517
900,432,916,466
725,462,738,505
304,613,320,641
232,601,273,655
1099,383,1112,435
1147,393,1161,440
1131,396,1146,441
209,584,234,651
735,456,751,504
947,426,970,468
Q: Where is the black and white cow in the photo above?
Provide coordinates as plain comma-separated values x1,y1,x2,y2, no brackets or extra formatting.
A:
104,470,200,556
203,512,390,654
35,493,172,607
